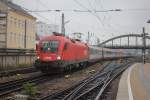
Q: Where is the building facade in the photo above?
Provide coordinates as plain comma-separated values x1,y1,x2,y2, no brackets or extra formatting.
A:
36,21,59,38
0,1,36,49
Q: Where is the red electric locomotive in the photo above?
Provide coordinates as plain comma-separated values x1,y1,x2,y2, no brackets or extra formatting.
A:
35,33,130,73
35,33,89,73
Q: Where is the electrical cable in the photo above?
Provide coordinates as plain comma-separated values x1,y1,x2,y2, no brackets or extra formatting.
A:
21,6,54,23
73,0,104,27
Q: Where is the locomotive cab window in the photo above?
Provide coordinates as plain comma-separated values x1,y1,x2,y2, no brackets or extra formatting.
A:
42,41,59,53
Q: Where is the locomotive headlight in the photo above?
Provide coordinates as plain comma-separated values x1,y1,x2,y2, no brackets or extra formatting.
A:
57,55,61,60
37,56,40,59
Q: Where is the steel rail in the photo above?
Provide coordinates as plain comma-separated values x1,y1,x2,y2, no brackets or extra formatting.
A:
0,67,37,77
65,62,120,100
95,63,132,100
0,73,47,97
39,62,111,100
64,71,110,100
74,62,132,100
62,62,115,100
72,71,111,100
63,61,132,100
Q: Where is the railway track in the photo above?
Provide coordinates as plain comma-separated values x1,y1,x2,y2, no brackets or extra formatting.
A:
40,61,132,100
0,67,37,77
39,62,110,100
74,63,131,100
0,61,109,98
0,73,50,97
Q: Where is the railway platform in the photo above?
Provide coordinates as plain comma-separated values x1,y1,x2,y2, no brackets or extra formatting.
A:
116,63,150,100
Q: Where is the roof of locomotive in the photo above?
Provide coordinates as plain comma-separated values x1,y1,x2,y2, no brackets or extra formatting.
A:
39,33,87,46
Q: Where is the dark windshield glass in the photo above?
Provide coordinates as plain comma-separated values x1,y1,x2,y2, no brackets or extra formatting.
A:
42,41,59,53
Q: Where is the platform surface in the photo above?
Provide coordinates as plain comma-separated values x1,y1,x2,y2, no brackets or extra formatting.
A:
116,63,150,100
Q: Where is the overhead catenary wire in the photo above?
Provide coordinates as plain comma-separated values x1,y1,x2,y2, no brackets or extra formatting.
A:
23,8,150,13
35,0,62,25
86,0,106,40
96,0,126,35
73,0,105,27
21,6,54,24
38,0,49,9
87,0,105,26
15,1,150,33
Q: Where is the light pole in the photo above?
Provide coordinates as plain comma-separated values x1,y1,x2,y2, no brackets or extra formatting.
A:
61,13,70,35
61,13,65,35
64,20,70,35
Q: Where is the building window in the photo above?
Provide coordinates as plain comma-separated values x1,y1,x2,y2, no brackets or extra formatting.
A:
9,17,13,26
14,33,16,42
10,19,12,25
10,33,12,42
9,33,12,42
14,18,17,26
18,20,20,28
22,21,25,28
16,34,18,43
11,33,14,42
19,34,22,47
16,19,18,28
23,35,24,45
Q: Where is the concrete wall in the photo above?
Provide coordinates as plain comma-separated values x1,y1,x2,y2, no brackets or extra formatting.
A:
0,54,35,70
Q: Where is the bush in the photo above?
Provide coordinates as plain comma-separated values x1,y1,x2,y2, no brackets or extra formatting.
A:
23,82,37,96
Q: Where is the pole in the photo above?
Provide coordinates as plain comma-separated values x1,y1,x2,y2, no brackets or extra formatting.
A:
142,27,146,64
136,36,138,46
61,13,65,35
24,20,27,48
97,38,100,45
87,32,90,44
120,38,121,46
128,36,129,47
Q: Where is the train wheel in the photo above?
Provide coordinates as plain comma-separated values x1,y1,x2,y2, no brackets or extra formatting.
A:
83,62,88,68
79,62,84,69
65,65,69,72
59,68,64,74
69,65,72,72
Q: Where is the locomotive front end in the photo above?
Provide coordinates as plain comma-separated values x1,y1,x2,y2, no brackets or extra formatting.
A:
38,40,60,61
34,36,64,73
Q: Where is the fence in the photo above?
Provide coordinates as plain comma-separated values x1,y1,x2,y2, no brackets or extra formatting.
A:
0,48,35,70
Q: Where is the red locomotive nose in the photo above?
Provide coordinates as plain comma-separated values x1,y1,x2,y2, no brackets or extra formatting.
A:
42,55,54,61
40,53,60,62
38,40,60,62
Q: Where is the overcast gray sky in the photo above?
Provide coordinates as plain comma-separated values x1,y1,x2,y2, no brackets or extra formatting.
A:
13,0,150,43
